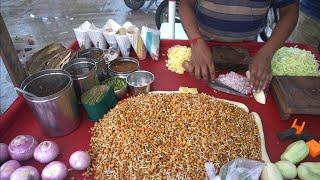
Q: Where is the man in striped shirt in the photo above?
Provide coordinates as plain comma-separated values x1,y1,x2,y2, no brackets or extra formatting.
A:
180,0,299,92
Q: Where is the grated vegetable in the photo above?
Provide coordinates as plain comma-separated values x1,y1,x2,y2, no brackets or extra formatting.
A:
166,45,191,74
271,47,320,76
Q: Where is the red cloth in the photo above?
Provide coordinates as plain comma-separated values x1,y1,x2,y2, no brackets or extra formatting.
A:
1,40,319,179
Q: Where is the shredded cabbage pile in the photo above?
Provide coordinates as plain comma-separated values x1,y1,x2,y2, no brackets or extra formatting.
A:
166,45,191,74
271,47,320,76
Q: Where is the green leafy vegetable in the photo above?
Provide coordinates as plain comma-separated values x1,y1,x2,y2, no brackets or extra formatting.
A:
102,77,126,91
81,85,107,105
271,47,320,76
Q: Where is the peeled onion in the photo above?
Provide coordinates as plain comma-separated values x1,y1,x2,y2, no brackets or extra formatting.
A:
10,166,39,180
0,160,21,180
34,141,59,164
8,135,38,161
0,143,9,164
69,151,91,170
41,161,67,180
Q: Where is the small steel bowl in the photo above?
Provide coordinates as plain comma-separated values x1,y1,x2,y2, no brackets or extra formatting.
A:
102,77,128,99
108,57,139,79
126,71,154,96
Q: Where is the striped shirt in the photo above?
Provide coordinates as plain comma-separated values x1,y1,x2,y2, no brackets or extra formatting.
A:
195,0,297,42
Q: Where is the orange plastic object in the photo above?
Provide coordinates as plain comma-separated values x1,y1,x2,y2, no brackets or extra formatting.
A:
291,119,305,135
307,140,320,158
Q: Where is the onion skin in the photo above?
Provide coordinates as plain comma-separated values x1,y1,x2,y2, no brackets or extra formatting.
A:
10,166,40,180
0,160,21,180
0,143,9,164
34,141,59,164
8,135,38,161
69,151,91,170
41,161,67,180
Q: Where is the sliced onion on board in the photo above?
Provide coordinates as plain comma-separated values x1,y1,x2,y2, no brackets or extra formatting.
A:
34,141,59,164
8,135,38,161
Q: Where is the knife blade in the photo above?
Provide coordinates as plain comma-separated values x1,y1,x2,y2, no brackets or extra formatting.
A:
208,81,249,98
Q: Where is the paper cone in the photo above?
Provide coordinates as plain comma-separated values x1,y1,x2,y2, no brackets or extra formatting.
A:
103,31,119,50
103,19,122,33
114,33,131,57
127,26,146,60
79,21,93,30
87,29,107,49
141,26,160,60
122,21,133,30
74,28,92,49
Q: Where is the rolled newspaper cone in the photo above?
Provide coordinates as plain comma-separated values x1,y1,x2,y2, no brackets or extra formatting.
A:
127,26,147,60
87,28,107,49
74,29,92,49
122,21,133,30
103,19,122,33
102,19,122,50
141,26,160,60
103,31,119,50
114,28,131,57
74,21,93,49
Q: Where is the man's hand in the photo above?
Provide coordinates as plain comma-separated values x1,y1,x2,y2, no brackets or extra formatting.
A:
184,39,215,81
249,48,273,92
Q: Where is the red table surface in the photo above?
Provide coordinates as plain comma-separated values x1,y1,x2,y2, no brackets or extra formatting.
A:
0,40,319,179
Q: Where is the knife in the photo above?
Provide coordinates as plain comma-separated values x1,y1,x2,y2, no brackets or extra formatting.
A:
208,80,249,98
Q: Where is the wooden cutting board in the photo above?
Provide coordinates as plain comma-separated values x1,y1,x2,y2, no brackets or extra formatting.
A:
271,76,320,120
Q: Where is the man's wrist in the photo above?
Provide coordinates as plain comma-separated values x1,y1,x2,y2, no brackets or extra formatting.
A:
189,36,202,47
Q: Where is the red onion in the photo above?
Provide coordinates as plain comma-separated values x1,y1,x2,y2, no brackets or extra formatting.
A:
217,71,252,95
69,151,91,170
0,143,9,164
8,135,38,161
0,160,21,180
34,141,59,164
41,161,67,180
10,166,39,180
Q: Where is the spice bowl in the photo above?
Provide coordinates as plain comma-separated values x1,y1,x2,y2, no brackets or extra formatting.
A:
126,70,154,96
102,77,128,99
108,57,139,78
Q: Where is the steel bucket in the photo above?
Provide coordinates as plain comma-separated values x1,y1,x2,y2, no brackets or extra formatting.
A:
77,48,108,82
63,58,99,102
20,69,80,137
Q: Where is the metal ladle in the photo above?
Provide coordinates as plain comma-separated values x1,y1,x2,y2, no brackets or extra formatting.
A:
14,87,38,98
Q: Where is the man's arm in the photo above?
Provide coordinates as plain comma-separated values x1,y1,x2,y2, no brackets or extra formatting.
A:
250,2,299,91
180,0,215,81
179,0,200,39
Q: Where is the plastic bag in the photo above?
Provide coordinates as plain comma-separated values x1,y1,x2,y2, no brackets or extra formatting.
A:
219,158,265,180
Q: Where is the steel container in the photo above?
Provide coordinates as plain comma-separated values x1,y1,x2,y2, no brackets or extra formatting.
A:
126,70,154,96
108,57,140,79
63,58,99,102
20,69,80,137
77,48,108,82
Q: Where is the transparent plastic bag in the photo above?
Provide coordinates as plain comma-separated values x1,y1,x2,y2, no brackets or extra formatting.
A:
219,158,265,180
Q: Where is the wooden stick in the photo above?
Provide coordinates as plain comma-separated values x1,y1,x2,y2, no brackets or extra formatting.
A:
0,13,27,87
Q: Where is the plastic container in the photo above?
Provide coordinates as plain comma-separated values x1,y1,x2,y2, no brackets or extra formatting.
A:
81,86,117,121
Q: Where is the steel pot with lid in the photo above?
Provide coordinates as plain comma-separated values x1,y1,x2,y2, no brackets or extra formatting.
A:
20,69,80,137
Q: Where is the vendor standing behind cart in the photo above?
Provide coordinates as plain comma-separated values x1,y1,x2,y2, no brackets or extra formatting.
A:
180,0,298,91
